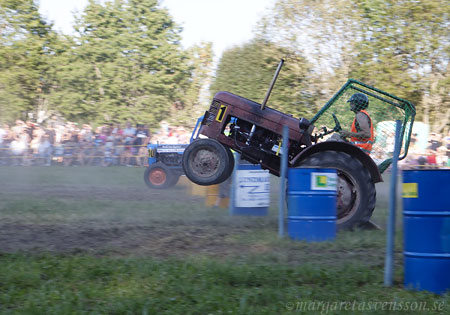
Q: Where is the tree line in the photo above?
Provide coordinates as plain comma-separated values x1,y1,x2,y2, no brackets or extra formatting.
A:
1,0,449,133
212,0,449,133
0,0,213,129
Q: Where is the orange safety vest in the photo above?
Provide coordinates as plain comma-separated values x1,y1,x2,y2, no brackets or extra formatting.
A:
350,110,374,154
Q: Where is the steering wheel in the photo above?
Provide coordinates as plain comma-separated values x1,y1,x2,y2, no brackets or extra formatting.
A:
332,113,342,132
315,113,343,140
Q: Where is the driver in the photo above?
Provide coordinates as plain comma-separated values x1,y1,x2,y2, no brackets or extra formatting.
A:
339,93,374,154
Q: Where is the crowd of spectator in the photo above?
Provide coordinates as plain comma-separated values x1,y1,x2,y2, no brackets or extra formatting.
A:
0,119,449,169
0,119,192,167
400,131,450,169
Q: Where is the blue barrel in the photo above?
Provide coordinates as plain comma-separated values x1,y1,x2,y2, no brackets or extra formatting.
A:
147,144,157,166
403,169,450,295
229,163,269,216
287,168,337,242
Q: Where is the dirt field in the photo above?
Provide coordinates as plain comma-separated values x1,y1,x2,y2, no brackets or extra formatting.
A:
0,166,393,265
0,167,254,256
0,182,235,251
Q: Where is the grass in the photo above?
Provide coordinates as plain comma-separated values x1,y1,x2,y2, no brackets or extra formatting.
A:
0,166,448,314
1,254,448,314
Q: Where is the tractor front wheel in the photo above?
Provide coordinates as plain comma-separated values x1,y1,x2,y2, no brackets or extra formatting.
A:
182,139,233,186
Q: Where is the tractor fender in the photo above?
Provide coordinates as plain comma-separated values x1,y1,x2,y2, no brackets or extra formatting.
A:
291,141,383,183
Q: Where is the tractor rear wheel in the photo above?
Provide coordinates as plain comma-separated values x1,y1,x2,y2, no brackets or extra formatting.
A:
182,139,233,186
295,150,376,229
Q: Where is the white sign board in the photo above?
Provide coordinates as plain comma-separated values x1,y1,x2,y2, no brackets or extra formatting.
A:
156,144,187,153
310,172,338,191
235,169,270,207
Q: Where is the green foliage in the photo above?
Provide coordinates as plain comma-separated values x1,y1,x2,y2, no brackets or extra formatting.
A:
1,0,448,132
255,0,450,132
0,0,212,128
256,0,364,113
0,0,57,122
350,0,448,103
49,0,193,126
349,0,450,132
211,40,314,118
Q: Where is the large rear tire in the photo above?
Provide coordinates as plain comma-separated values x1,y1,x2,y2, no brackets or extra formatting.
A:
144,162,174,189
182,139,233,186
295,151,376,230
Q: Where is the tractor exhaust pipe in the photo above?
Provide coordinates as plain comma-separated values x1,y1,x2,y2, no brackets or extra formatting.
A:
260,59,284,110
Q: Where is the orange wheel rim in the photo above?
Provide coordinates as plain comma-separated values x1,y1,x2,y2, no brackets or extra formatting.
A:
149,169,167,185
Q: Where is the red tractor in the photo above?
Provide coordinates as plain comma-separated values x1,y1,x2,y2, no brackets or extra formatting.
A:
182,60,415,229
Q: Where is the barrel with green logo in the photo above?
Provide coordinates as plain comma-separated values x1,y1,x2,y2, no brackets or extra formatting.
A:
287,168,337,241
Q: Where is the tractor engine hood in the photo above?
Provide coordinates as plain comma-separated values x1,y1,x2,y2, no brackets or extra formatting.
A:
213,91,304,141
